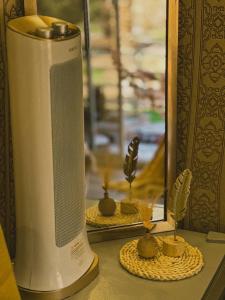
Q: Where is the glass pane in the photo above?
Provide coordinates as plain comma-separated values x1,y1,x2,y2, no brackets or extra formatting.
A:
85,0,166,229
37,0,167,231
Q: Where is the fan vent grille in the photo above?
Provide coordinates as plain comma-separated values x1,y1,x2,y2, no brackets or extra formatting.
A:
50,57,84,247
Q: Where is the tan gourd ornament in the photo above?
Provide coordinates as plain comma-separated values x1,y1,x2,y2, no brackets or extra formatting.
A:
137,201,159,258
121,137,140,215
98,191,116,216
137,233,159,258
163,169,192,257
98,169,116,216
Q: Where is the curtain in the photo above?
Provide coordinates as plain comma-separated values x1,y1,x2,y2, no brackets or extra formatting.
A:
177,0,225,233
0,0,24,258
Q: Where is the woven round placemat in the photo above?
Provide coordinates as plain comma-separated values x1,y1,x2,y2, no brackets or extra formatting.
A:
86,203,141,227
120,236,204,281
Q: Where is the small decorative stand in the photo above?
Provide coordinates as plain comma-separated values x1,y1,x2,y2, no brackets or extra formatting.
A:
119,169,204,281
162,235,186,257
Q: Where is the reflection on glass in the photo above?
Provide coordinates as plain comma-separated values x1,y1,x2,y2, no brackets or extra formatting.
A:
85,0,167,229
37,0,167,229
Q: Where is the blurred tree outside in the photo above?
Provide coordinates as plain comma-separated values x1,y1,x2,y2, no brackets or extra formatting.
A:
37,0,83,23
37,0,166,161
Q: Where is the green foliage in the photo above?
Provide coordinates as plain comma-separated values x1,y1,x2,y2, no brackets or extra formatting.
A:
37,0,83,23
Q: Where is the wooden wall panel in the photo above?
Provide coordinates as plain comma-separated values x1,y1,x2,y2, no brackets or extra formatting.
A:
177,0,225,233
0,0,23,258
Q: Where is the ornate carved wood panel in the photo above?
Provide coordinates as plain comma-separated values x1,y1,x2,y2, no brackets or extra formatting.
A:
0,0,23,257
177,0,225,233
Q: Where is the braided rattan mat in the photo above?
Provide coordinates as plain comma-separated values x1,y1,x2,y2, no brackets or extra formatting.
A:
120,236,204,281
86,203,141,227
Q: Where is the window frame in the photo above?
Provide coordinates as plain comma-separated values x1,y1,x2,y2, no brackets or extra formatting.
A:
87,0,179,243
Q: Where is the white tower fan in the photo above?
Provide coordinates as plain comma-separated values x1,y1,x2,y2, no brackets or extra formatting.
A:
7,15,98,299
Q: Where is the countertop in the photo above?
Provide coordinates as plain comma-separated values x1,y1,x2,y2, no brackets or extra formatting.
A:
70,230,225,300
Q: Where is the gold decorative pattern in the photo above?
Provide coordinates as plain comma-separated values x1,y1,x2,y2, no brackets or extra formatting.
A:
120,236,204,281
176,0,195,174
0,0,23,258
176,0,225,233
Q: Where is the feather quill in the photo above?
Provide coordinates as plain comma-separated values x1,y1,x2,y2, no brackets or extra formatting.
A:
123,137,140,184
169,169,192,240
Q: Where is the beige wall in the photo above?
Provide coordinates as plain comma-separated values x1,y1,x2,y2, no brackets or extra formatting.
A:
0,0,24,258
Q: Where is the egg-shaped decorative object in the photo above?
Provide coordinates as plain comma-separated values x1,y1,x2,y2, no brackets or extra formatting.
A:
137,233,159,258
98,193,116,216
